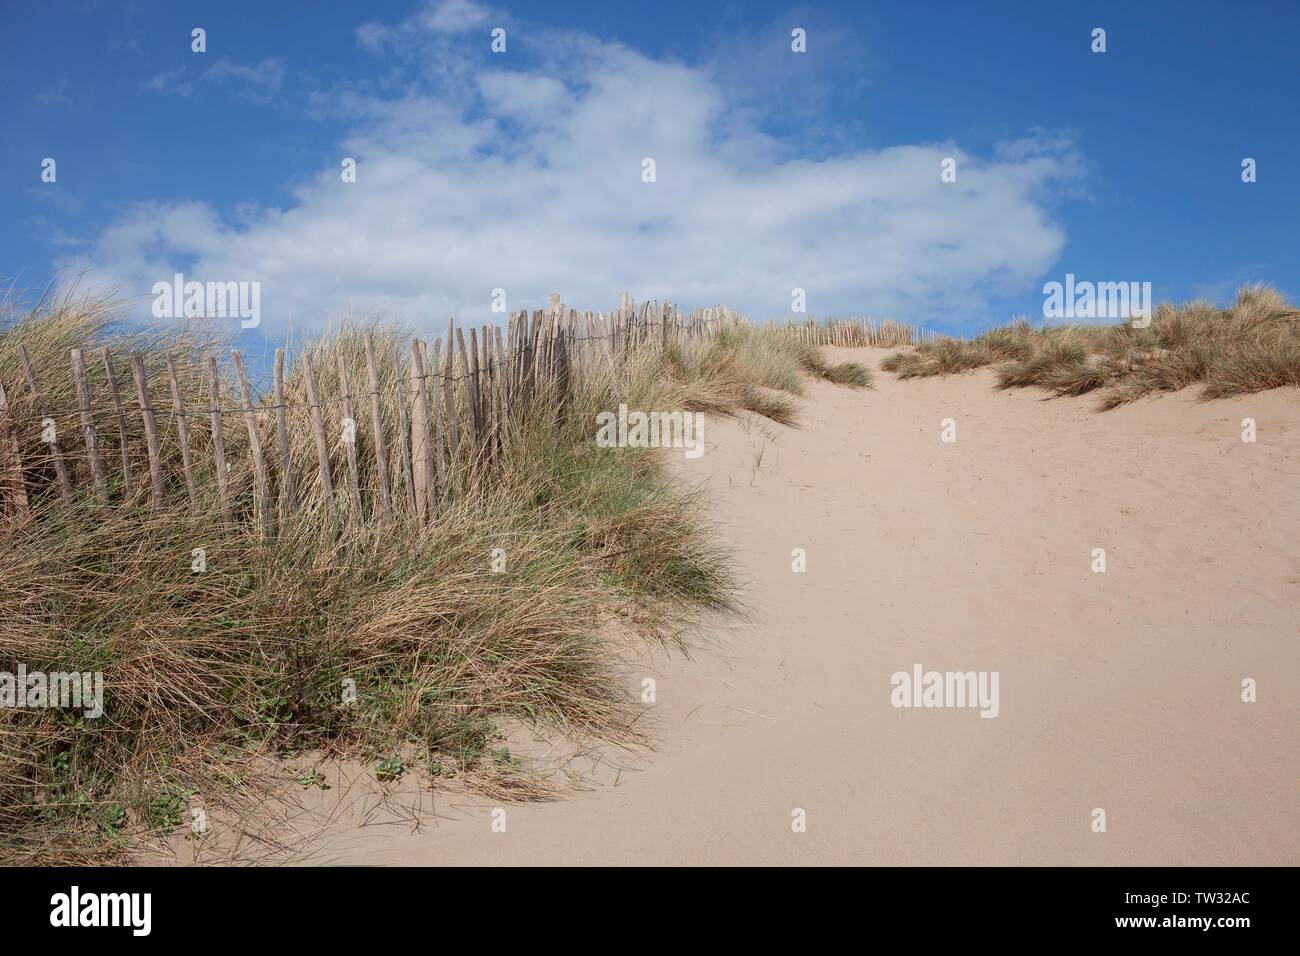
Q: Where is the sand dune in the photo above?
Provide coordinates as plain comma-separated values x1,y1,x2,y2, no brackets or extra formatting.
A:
313,348,1299,865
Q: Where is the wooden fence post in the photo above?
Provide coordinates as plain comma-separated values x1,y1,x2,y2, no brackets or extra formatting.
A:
231,350,273,536
165,355,199,514
362,334,392,518
100,348,133,499
337,354,364,518
206,355,232,522
272,349,297,514
19,346,73,502
474,327,490,463
456,326,480,473
392,344,417,516
70,349,107,502
409,340,435,520
0,379,30,519
530,312,547,391
301,351,335,520
492,325,508,457
130,356,165,508
442,319,461,481
427,339,447,498
473,326,490,464
485,324,501,462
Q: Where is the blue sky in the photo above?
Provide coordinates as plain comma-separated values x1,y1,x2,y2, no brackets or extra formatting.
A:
3,0,1297,342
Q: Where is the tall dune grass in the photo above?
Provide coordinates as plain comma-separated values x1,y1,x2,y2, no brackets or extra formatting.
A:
0,290,847,864
880,285,1300,408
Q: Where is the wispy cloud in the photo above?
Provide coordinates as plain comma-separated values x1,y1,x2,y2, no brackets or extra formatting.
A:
25,186,84,216
144,57,286,105
34,77,71,107
144,66,195,99
74,0,1083,334
421,0,494,33
205,57,286,104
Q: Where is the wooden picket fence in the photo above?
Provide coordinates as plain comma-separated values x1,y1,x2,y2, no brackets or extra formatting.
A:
0,298,737,534
784,317,933,348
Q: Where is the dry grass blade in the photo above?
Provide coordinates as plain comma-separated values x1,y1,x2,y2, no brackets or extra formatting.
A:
0,290,865,865
880,285,1300,408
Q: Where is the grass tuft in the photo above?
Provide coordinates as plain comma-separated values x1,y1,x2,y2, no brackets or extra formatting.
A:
0,291,861,864
880,285,1300,408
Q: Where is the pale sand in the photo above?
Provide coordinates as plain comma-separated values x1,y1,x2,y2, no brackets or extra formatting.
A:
307,348,1299,865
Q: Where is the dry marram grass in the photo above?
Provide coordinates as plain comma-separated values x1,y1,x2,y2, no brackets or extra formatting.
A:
0,290,859,864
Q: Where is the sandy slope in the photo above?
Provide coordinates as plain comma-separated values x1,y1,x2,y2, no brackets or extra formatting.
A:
312,348,1299,865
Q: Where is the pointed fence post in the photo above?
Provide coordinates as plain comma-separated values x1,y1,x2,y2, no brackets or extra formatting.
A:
231,350,273,536
130,356,165,508
71,349,107,502
100,348,133,499
427,339,447,498
0,379,30,519
206,355,232,522
272,349,297,514
392,344,417,516
409,340,435,520
165,355,199,514
337,354,364,518
363,334,392,518
442,319,461,483
18,347,72,501
301,351,336,521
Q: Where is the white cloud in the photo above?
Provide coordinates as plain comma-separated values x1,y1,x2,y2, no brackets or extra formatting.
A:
35,77,71,107
144,67,194,99
70,1,1081,336
421,0,493,33
476,71,571,121
357,0,497,57
355,22,393,56
204,57,286,104
144,58,286,105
